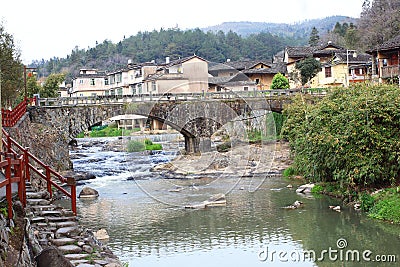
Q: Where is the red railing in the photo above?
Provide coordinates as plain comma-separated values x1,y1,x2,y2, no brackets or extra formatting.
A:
1,129,77,216
0,153,25,219
1,97,35,127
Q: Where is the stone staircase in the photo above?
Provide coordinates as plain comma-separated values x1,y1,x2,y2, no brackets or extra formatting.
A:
25,182,122,267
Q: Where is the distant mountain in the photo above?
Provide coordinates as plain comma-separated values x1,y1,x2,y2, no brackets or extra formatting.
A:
202,16,358,38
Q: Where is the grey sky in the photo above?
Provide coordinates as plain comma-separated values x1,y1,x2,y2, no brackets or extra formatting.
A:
1,0,364,63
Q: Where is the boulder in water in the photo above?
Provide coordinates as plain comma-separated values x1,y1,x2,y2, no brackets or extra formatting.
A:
78,187,99,198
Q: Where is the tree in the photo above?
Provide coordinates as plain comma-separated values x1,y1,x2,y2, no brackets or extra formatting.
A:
270,73,289,89
358,0,400,49
282,85,400,188
295,57,321,86
26,74,41,98
309,27,320,47
0,22,23,106
40,73,65,98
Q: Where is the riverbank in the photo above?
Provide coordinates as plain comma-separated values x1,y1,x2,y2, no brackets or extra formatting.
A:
152,141,292,179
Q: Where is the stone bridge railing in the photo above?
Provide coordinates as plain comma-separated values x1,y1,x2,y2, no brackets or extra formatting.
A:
34,88,327,107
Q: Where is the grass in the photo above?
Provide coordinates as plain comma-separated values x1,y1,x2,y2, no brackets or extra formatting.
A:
127,139,162,152
76,123,141,138
367,187,400,224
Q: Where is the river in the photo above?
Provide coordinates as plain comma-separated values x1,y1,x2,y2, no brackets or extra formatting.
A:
69,135,400,267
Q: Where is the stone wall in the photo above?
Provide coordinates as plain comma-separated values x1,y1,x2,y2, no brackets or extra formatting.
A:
0,201,37,267
6,113,72,172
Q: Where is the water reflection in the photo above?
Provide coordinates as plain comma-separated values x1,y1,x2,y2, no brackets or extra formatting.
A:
70,137,400,267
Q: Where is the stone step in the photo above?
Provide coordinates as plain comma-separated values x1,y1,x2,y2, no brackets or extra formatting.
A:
31,205,58,211
38,210,62,217
31,217,46,223
57,244,82,254
27,198,51,206
50,237,76,246
46,216,76,222
64,254,89,261
55,226,81,238
69,259,90,266
56,221,78,228
26,191,50,199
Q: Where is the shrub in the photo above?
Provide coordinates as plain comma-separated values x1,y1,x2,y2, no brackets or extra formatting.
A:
360,192,375,212
127,140,146,152
271,73,289,89
282,85,400,189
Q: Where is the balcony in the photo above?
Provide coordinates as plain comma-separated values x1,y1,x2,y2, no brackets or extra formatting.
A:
381,65,399,78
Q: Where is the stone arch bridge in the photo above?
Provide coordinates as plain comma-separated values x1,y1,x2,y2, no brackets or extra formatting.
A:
28,90,319,153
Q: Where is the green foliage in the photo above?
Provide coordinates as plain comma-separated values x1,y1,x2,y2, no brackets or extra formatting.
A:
76,132,85,138
311,184,324,194
89,126,123,137
360,192,375,212
26,74,41,98
308,27,320,47
0,22,23,106
127,139,162,152
144,139,163,150
282,85,400,189
127,140,146,152
283,166,296,178
295,57,322,85
368,189,400,223
40,73,66,98
270,73,289,89
0,206,7,217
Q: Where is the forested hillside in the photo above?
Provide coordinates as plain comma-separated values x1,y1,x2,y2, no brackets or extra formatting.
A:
30,16,357,82
31,29,298,82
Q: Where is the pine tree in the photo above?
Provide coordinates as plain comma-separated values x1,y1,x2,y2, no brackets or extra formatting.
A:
309,27,320,47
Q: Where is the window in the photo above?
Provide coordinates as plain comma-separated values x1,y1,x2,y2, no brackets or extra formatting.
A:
79,79,84,84
138,83,142,94
90,79,95,86
117,88,123,95
244,86,248,91
325,66,332,78
255,79,260,84
152,81,157,92
116,74,122,83
91,93,97,97
229,72,234,76
104,78,109,85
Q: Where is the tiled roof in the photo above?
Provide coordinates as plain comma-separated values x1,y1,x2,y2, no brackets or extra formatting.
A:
225,60,272,70
367,35,400,52
333,52,372,64
285,46,316,58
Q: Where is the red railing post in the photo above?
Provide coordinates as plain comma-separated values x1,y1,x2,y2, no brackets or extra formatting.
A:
45,166,52,198
6,134,12,154
24,148,30,182
5,157,13,220
16,157,26,207
67,177,77,215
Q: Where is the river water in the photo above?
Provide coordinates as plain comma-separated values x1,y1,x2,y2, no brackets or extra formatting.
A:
69,135,400,267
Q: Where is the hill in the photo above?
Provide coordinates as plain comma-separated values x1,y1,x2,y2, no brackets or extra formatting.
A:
202,16,358,38
30,16,357,82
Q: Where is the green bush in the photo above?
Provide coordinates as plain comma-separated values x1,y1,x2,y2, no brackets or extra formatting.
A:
368,194,400,223
76,132,85,138
360,192,375,212
127,140,146,152
282,85,400,189
283,166,296,178
270,72,289,89
144,139,162,150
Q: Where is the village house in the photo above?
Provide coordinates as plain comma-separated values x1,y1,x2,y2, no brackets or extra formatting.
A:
366,34,400,83
70,69,108,97
284,42,371,88
208,60,286,91
142,55,209,94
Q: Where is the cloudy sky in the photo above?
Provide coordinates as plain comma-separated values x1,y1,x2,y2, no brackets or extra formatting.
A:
1,0,364,63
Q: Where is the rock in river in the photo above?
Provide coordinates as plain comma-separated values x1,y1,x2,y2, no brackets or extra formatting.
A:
78,187,99,198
